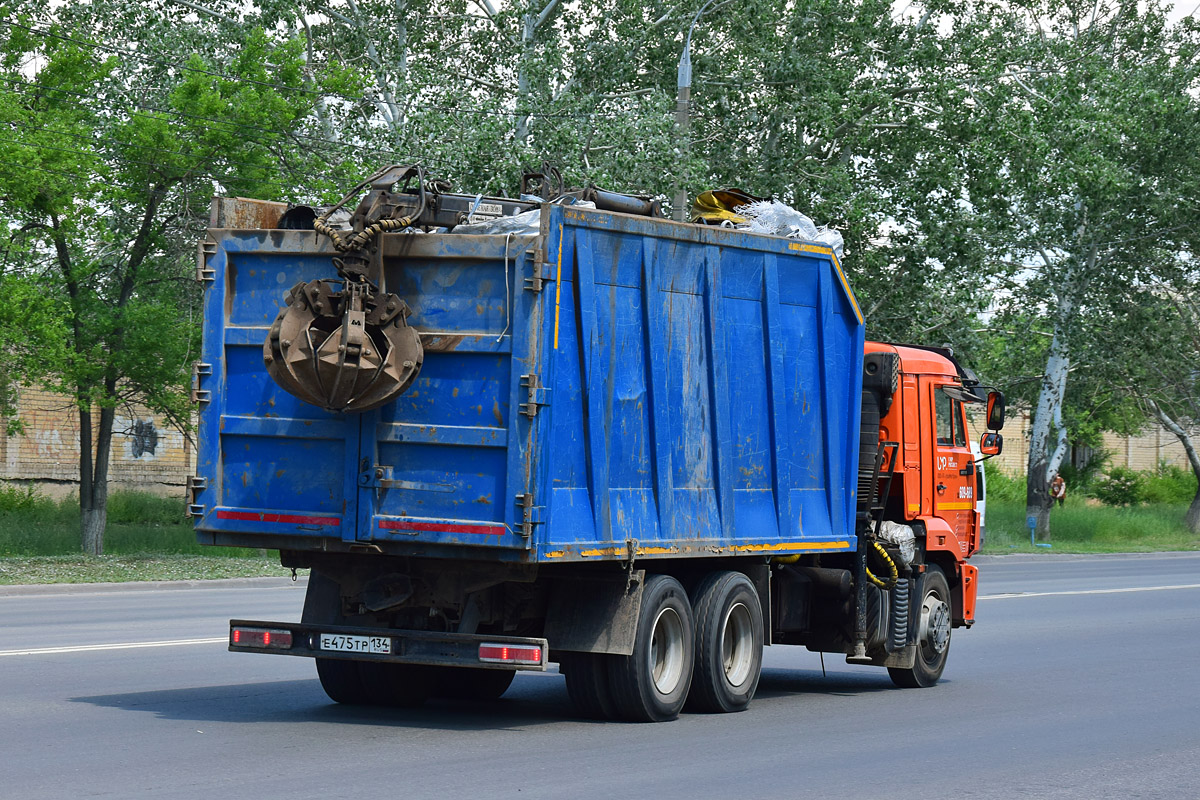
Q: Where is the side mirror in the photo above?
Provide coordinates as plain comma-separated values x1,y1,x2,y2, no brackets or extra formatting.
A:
979,432,1003,457
986,391,1005,430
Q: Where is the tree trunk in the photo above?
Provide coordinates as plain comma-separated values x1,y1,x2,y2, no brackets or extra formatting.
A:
78,400,115,556
1187,491,1200,536
343,0,404,141
78,399,100,555
1148,400,1200,536
1025,249,1089,543
1026,307,1072,542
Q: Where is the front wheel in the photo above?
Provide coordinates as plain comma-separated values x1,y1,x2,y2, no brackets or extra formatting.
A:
888,565,952,688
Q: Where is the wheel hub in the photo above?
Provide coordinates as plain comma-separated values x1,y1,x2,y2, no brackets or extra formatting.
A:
721,602,755,688
649,606,685,694
919,594,951,654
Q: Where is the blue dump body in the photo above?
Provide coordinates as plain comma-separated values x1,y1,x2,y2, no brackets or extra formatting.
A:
194,205,866,564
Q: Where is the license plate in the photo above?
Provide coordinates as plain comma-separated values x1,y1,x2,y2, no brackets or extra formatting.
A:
319,634,391,654
472,202,504,218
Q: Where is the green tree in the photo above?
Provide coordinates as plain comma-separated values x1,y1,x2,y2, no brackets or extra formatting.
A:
0,2,324,553
1107,280,1200,532
943,0,1200,541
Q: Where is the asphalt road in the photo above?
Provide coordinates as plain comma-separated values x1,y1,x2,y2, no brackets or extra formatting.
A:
2,553,1198,800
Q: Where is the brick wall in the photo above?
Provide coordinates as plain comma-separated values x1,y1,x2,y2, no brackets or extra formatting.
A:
0,387,193,498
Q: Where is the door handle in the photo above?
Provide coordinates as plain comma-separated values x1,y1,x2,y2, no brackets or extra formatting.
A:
937,483,947,494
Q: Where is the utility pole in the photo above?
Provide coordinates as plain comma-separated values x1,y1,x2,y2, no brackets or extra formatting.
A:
672,0,731,222
672,44,693,221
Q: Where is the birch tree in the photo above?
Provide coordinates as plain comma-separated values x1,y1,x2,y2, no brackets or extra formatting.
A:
946,0,1200,541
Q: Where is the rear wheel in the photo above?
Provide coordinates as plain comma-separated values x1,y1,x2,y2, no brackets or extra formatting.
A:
359,662,435,708
687,571,764,713
434,667,516,701
607,574,694,722
314,658,369,705
303,570,369,705
562,652,618,719
889,565,951,688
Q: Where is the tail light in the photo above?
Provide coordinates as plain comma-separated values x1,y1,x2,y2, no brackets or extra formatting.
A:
478,643,542,665
231,626,293,650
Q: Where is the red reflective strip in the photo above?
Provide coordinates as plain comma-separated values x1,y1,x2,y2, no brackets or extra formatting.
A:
378,519,504,536
217,510,340,526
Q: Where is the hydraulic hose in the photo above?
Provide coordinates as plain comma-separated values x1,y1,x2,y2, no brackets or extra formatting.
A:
865,540,899,590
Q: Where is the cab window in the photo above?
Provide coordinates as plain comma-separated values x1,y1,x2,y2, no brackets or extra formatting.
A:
936,389,968,448
953,399,967,448
936,390,953,446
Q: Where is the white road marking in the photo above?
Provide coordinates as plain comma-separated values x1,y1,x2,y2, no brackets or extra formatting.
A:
980,583,1200,600
6,583,1198,655
0,637,228,657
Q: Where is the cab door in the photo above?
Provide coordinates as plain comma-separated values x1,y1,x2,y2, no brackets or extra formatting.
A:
930,383,978,556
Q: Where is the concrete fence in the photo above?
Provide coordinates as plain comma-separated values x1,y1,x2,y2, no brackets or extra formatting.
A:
1,387,194,499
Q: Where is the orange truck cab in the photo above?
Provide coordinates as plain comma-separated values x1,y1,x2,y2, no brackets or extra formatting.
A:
862,342,1005,631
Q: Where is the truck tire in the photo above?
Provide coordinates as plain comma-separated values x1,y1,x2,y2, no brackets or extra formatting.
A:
561,652,617,720
686,571,763,713
313,659,369,705
359,662,434,708
434,667,516,701
888,565,951,688
302,570,369,705
607,574,695,722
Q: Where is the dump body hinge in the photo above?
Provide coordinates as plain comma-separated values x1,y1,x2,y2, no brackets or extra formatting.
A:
196,240,216,282
524,252,550,292
186,475,207,517
515,493,544,538
519,373,550,418
191,361,213,405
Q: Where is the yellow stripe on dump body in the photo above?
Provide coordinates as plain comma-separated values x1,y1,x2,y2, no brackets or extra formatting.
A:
787,243,863,325
543,540,851,558
731,541,851,554
936,502,974,511
553,223,564,349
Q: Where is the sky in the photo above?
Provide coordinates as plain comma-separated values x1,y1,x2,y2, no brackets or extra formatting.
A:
1169,0,1199,22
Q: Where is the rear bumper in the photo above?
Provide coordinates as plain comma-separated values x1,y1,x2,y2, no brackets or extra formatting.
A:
228,619,549,671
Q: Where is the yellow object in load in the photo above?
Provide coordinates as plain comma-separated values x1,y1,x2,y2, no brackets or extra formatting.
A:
690,188,769,224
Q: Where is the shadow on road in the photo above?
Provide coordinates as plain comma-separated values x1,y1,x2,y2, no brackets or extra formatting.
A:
756,667,899,699
71,666,908,730
69,674,590,731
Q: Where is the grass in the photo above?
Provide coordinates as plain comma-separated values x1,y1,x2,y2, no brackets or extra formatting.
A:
0,487,285,584
0,555,288,585
982,500,1200,554
3,484,1198,584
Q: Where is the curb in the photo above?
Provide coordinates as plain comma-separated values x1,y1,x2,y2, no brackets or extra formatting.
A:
0,575,309,597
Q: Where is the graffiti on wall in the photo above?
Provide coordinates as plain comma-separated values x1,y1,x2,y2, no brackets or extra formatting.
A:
129,419,159,458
